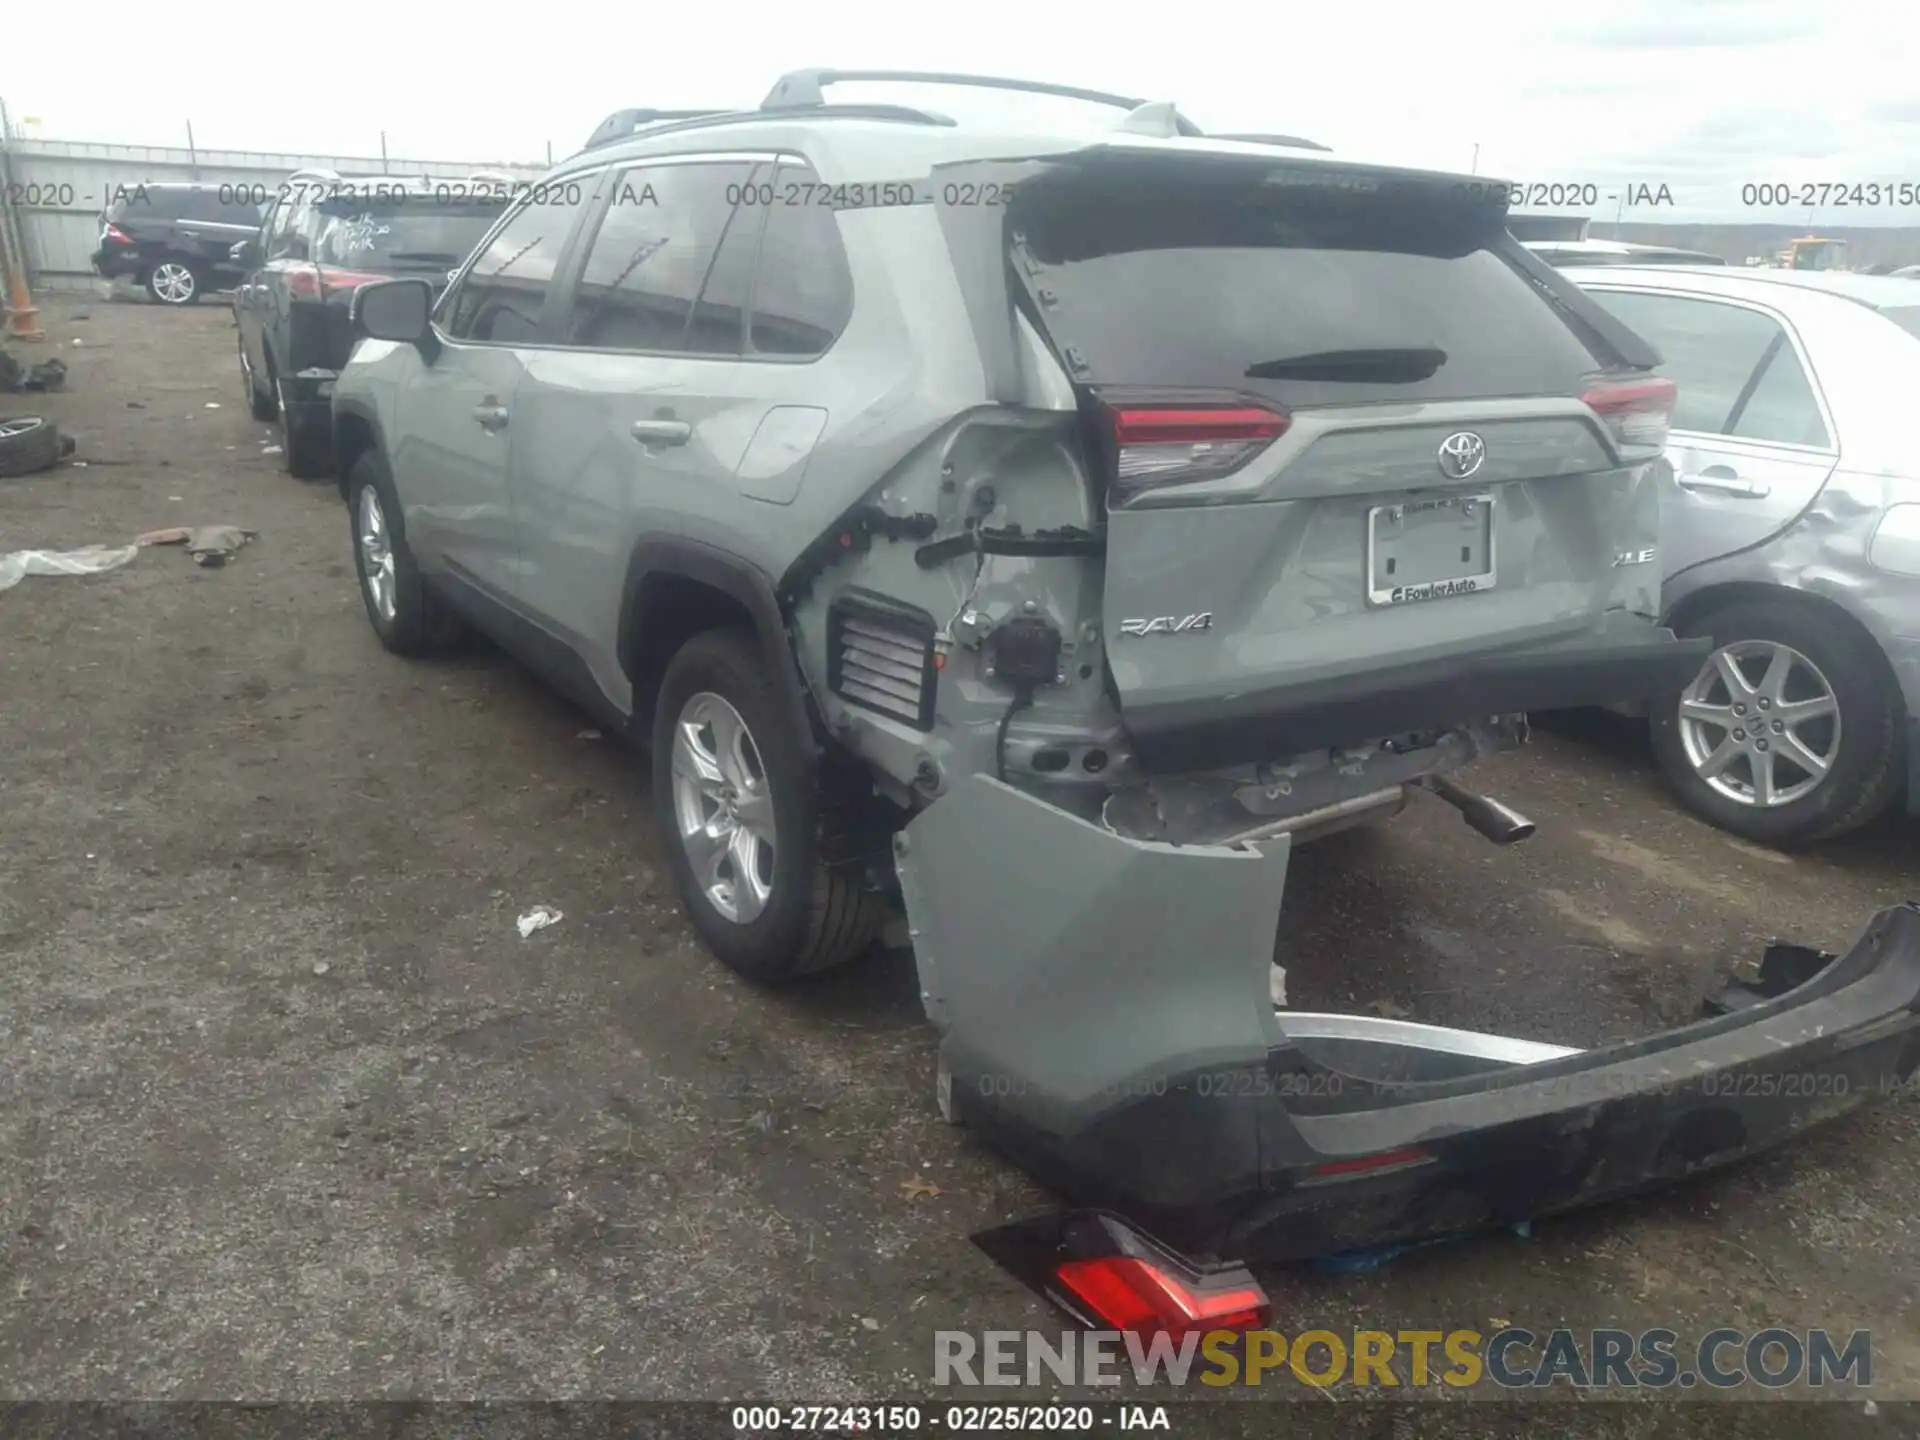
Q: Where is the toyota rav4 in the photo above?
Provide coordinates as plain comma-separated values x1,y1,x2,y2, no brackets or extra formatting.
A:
328,70,1920,1299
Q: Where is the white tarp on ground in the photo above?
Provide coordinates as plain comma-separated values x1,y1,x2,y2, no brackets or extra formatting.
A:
0,545,137,591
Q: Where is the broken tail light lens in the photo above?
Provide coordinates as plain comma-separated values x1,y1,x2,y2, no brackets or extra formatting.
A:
1109,404,1290,499
1581,374,1677,452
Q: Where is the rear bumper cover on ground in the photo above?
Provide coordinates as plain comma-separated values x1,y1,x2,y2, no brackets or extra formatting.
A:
896,777,1920,1262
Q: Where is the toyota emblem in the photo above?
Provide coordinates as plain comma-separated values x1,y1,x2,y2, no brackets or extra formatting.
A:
1437,431,1487,480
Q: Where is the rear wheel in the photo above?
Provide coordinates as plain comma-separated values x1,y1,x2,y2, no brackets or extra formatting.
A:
241,340,276,421
653,630,884,983
147,260,200,305
347,451,464,656
1650,598,1904,846
278,378,332,480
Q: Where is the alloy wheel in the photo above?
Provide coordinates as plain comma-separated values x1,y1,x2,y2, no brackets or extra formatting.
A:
1677,640,1841,807
670,692,776,924
151,262,195,303
356,485,397,623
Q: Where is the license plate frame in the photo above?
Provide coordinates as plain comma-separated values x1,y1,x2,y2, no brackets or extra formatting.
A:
1366,492,1496,607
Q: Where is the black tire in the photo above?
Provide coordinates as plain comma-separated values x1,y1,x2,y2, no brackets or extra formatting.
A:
146,259,201,305
652,630,884,983
1650,597,1905,846
242,340,276,421
346,451,464,657
278,378,332,480
0,417,64,479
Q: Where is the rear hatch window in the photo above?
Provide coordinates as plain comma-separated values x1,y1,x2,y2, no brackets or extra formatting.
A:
313,194,507,278
1008,157,1634,409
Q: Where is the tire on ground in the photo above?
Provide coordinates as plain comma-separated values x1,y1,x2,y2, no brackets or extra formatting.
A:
0,417,65,479
652,628,884,983
1650,596,1905,846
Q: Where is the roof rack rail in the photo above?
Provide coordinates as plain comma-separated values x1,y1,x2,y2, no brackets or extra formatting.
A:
1212,132,1332,153
759,69,1203,136
584,108,735,152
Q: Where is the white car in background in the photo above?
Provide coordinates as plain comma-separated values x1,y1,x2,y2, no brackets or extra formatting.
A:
1566,266,1920,846
1527,239,1727,268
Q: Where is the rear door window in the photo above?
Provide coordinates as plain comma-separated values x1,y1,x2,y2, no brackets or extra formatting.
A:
748,162,853,357
1008,163,1618,410
1588,290,1829,445
444,183,595,344
561,160,758,354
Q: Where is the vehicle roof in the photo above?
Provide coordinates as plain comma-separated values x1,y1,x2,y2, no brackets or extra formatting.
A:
1561,264,1920,314
548,112,1477,190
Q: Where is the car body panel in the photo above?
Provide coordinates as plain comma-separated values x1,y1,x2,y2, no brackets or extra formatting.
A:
1569,267,1920,725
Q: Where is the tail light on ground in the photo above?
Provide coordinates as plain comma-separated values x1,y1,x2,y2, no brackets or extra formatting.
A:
974,1211,1271,1337
1581,374,1677,451
1107,403,1290,500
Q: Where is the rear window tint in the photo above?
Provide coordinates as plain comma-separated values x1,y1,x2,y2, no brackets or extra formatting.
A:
314,196,506,274
1012,169,1614,409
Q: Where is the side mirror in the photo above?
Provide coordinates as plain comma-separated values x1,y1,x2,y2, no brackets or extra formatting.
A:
230,238,260,265
352,278,435,348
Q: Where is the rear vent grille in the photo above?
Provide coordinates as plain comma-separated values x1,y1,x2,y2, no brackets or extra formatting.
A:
827,591,938,731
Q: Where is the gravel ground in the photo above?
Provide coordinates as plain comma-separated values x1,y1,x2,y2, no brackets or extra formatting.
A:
2,296,1918,1433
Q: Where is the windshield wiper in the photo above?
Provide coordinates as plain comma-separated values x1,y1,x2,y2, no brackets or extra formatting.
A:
1245,346,1447,382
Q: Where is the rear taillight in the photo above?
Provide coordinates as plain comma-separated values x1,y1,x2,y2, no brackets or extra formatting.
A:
288,266,322,300
1582,375,1676,451
1108,403,1289,498
973,1210,1273,1339
1054,1256,1269,1338
103,223,134,247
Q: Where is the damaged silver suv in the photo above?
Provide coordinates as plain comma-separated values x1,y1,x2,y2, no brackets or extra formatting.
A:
333,69,1699,983
331,70,1920,1294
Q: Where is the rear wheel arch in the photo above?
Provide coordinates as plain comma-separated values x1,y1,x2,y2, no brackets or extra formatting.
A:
619,541,820,760
1665,581,1903,702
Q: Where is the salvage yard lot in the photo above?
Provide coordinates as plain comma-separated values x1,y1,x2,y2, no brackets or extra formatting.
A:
2,297,1918,1421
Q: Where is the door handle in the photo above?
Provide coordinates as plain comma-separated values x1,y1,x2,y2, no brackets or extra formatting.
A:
1676,465,1769,498
472,402,509,432
631,419,692,447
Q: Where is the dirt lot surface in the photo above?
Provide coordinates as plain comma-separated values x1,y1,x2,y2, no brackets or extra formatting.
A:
3,297,1918,1432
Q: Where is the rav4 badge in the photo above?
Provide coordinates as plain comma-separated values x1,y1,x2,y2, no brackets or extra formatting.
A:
1119,613,1214,637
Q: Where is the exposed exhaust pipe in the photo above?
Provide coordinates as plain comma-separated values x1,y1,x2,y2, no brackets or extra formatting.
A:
1417,774,1536,845
1218,785,1408,849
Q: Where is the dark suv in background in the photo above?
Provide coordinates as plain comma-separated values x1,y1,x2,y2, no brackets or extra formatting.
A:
91,183,263,305
234,171,510,477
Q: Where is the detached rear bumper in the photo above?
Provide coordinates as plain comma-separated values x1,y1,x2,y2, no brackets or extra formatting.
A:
897,777,1920,1263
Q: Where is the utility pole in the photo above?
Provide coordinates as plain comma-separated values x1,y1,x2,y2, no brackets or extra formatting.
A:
380,131,389,168
185,119,199,178
1470,143,1479,175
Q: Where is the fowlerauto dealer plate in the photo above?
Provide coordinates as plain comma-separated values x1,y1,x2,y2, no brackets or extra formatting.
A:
1367,493,1495,606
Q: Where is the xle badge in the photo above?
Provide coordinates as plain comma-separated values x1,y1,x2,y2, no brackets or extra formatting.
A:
1118,613,1214,637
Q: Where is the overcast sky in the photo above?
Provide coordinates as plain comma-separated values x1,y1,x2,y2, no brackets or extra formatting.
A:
7,0,1916,224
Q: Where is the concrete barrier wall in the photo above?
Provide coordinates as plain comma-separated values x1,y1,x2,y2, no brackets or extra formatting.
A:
0,138,547,291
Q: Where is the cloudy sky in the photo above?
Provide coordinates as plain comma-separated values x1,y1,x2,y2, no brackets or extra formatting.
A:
7,0,1916,224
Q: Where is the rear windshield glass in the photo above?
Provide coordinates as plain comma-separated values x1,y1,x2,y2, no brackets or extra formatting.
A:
313,196,507,274
1013,166,1616,409
1882,307,1920,343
